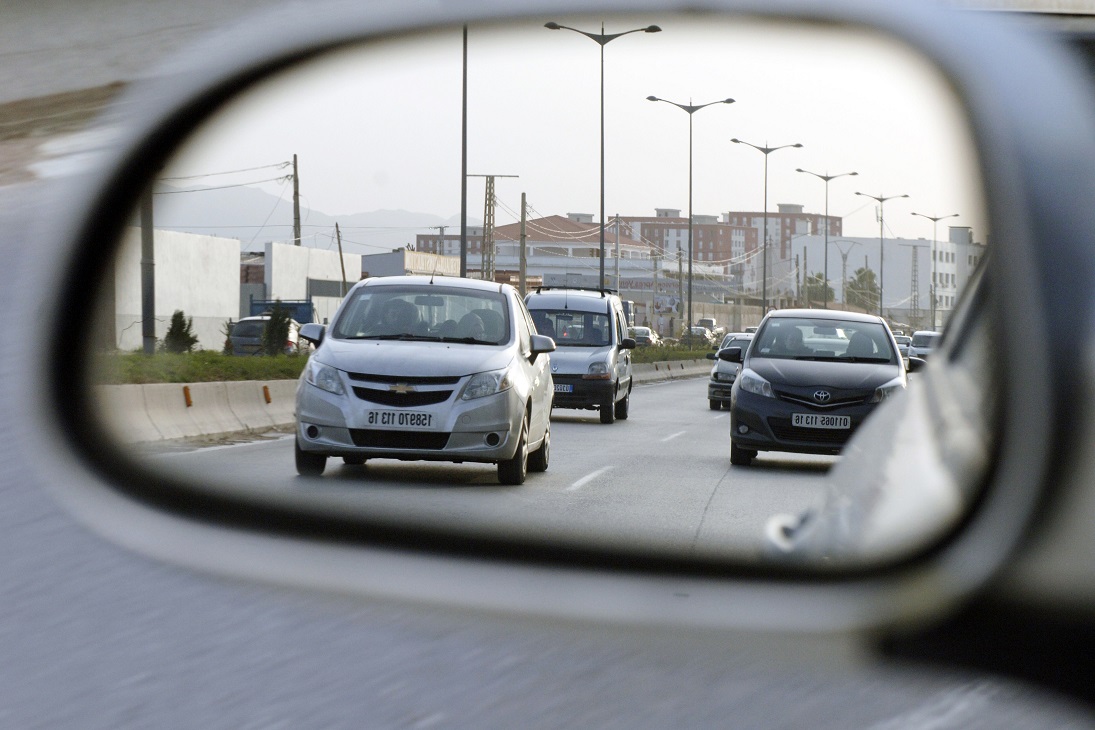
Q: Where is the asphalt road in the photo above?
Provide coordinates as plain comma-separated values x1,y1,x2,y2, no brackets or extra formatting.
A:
147,377,833,562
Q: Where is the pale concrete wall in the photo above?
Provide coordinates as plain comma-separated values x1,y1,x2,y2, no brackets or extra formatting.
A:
114,227,241,351
265,241,359,324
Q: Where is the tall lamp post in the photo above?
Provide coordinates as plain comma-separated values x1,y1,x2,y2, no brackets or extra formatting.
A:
795,168,857,309
731,139,803,312
911,211,959,330
831,239,861,307
854,191,909,317
647,95,735,332
545,21,661,291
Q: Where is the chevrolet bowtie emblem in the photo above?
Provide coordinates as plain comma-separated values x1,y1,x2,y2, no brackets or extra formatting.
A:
389,383,415,394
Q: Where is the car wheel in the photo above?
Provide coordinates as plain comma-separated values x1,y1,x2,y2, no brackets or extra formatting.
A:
498,418,528,485
614,389,630,420
528,426,549,473
341,455,367,466
295,438,327,476
709,399,720,410
730,440,756,467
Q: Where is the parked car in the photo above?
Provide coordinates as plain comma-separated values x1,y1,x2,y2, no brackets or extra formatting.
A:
724,310,924,466
706,332,754,410
525,287,635,424
228,314,303,356
680,325,715,348
696,317,725,338
908,330,941,358
294,275,555,484
628,325,661,347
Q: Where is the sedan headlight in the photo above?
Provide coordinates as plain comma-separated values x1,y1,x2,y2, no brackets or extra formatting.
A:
305,360,345,396
869,376,906,403
462,368,514,400
583,361,612,380
738,369,774,398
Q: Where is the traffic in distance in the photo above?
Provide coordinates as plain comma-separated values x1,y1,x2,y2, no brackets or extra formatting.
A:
292,280,932,480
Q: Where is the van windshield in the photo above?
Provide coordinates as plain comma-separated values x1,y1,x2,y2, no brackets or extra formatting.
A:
530,309,611,347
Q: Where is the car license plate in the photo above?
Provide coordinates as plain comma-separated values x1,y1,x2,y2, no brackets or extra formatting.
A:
792,413,850,429
365,410,433,429
554,384,573,393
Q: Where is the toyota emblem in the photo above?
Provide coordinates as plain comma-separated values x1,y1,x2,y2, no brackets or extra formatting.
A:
813,390,831,403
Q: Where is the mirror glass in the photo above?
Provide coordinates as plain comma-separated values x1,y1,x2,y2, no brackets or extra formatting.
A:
87,14,992,568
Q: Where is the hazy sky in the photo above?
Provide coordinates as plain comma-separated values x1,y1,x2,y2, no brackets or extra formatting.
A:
164,13,987,246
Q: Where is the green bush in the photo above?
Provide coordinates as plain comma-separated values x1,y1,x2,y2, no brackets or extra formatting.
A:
161,310,199,354
261,301,292,356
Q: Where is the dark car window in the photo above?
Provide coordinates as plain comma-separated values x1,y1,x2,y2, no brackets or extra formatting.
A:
754,319,896,362
231,321,265,338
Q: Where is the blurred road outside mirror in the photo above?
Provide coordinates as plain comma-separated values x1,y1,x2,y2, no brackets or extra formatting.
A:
85,14,991,569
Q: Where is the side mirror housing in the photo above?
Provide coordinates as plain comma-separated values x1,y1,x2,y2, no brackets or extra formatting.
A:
299,322,326,346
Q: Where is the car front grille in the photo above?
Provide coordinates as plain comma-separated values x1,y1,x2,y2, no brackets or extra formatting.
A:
352,387,453,407
349,429,450,450
777,392,869,409
348,372,461,385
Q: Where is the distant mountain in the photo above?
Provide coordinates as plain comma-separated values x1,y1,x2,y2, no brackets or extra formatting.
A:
150,183,475,254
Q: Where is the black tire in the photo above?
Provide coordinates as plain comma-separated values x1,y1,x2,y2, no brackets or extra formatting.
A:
498,419,529,485
341,455,367,466
528,426,549,473
709,399,720,410
295,438,327,476
599,397,616,424
614,389,630,420
730,440,756,466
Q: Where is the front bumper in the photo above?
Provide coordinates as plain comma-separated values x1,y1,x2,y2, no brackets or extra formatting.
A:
296,379,524,463
550,375,614,410
729,388,875,455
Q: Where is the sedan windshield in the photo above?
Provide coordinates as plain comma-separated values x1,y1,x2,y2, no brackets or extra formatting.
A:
752,318,896,363
331,285,510,345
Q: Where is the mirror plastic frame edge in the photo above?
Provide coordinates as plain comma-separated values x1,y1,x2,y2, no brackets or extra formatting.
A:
22,0,1095,633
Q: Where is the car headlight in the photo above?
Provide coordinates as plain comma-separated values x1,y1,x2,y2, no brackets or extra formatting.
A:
306,360,345,396
714,371,735,382
738,369,774,398
462,368,514,400
868,375,906,403
583,361,612,380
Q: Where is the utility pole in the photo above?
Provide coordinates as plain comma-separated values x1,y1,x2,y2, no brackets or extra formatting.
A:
460,26,468,276
468,173,518,281
519,193,527,296
140,186,155,355
899,242,928,328
677,251,684,333
292,153,301,246
335,223,347,296
614,213,621,292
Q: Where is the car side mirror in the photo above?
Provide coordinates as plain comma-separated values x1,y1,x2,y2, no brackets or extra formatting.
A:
530,333,556,358
719,347,743,364
906,356,927,373
619,338,637,350
706,352,717,360
299,322,326,346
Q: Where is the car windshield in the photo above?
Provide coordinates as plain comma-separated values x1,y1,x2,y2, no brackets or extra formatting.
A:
331,285,510,344
532,309,611,347
752,318,896,363
912,332,940,347
722,337,751,352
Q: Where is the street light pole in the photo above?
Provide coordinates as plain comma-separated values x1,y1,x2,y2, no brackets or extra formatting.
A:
796,168,857,310
911,211,959,330
545,21,660,291
647,95,735,332
732,139,803,313
854,191,909,317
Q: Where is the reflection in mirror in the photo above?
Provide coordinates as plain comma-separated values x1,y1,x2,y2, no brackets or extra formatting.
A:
88,14,992,569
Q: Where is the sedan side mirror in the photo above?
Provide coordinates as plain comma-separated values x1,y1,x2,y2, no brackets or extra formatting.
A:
299,322,326,346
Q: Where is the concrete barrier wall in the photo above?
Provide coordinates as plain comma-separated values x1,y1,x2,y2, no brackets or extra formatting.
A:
96,379,300,445
95,365,705,445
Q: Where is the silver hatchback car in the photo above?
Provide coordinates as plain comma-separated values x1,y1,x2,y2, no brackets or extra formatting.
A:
294,276,555,484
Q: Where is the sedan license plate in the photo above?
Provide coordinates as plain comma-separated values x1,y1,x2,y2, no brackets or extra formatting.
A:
792,413,850,429
365,410,433,429
554,384,574,393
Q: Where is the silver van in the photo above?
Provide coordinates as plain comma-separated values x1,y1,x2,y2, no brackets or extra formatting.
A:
524,287,636,424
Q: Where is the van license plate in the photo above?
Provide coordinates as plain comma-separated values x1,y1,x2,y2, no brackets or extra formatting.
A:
554,384,573,393
792,413,850,429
